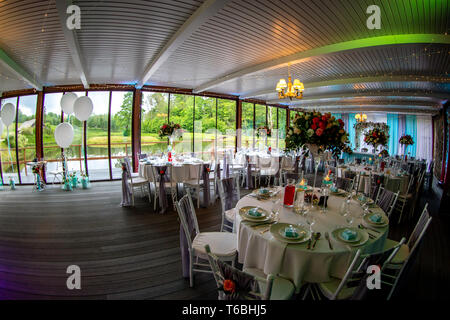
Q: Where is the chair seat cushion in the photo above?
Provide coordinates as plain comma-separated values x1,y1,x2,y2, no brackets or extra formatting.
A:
260,169,277,176
244,267,294,300
225,208,236,222
193,232,237,258
128,177,148,184
185,180,201,186
318,277,355,300
384,238,409,264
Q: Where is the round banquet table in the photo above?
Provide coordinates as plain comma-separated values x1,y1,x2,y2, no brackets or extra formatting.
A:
234,187,389,292
338,166,410,195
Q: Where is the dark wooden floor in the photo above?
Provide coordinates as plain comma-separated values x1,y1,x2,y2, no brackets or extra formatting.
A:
0,181,448,300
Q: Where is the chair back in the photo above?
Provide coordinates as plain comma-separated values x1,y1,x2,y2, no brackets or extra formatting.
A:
175,191,200,250
375,186,399,217
205,244,270,300
335,177,354,192
387,206,431,300
344,170,357,180
407,203,432,252
123,157,133,182
218,177,240,212
332,238,406,300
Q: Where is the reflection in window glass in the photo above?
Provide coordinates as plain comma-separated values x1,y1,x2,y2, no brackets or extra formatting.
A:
169,94,194,155
17,95,37,183
241,102,253,149
268,106,278,148
43,92,63,182
255,104,266,150
217,99,236,159
141,92,168,155
1,97,19,184
278,108,287,149
65,92,86,175
86,91,110,180
194,96,216,160
111,91,133,179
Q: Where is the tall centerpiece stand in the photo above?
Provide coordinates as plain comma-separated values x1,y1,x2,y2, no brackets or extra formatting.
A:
286,111,350,212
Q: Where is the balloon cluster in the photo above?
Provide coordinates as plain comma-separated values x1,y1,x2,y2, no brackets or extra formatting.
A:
54,93,94,148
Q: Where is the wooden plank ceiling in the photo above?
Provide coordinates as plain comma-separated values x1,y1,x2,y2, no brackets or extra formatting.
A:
0,0,449,114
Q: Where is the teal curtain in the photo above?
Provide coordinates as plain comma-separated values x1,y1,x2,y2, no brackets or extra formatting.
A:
331,113,342,120
348,113,357,149
405,115,417,157
387,114,399,156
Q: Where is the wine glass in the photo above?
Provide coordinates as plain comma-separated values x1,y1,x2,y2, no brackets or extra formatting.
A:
343,211,354,226
305,211,316,233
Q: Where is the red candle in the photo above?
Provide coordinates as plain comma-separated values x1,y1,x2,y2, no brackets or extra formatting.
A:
168,152,172,162
284,184,295,207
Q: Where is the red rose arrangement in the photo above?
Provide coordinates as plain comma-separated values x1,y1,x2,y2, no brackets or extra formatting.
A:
286,111,349,157
158,122,182,139
256,126,272,138
399,135,414,146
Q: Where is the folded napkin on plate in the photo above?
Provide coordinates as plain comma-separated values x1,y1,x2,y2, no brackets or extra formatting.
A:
248,208,262,217
369,213,383,223
341,228,357,241
284,226,298,238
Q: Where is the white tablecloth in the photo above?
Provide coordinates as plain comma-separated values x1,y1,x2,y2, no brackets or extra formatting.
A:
235,187,388,292
138,159,204,181
338,166,410,194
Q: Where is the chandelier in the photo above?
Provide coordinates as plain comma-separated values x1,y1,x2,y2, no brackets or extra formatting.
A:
355,113,367,122
275,65,304,100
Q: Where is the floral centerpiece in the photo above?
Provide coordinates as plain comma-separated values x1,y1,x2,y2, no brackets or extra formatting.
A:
379,149,389,158
342,144,353,155
158,122,182,139
256,126,272,138
363,128,389,149
399,134,414,146
286,111,349,157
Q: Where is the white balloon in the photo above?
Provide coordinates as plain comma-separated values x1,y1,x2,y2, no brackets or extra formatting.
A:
0,103,16,126
54,122,74,148
73,96,93,121
60,92,77,115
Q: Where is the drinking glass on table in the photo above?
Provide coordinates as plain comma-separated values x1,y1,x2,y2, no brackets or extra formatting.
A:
305,211,316,232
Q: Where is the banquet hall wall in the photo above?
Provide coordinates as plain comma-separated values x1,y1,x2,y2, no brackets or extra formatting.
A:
0,87,288,184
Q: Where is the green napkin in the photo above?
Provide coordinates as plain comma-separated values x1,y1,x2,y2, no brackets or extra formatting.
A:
369,213,383,223
248,208,262,217
341,229,357,241
284,226,299,238
259,188,269,194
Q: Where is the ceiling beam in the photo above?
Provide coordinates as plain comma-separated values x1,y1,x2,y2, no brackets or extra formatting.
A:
194,34,450,93
291,105,438,115
239,75,450,99
137,0,230,88
267,91,450,105
289,100,439,108
55,0,89,89
0,48,43,91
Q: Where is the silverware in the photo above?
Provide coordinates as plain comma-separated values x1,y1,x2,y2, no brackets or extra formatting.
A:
325,232,333,250
312,232,321,249
307,237,312,250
